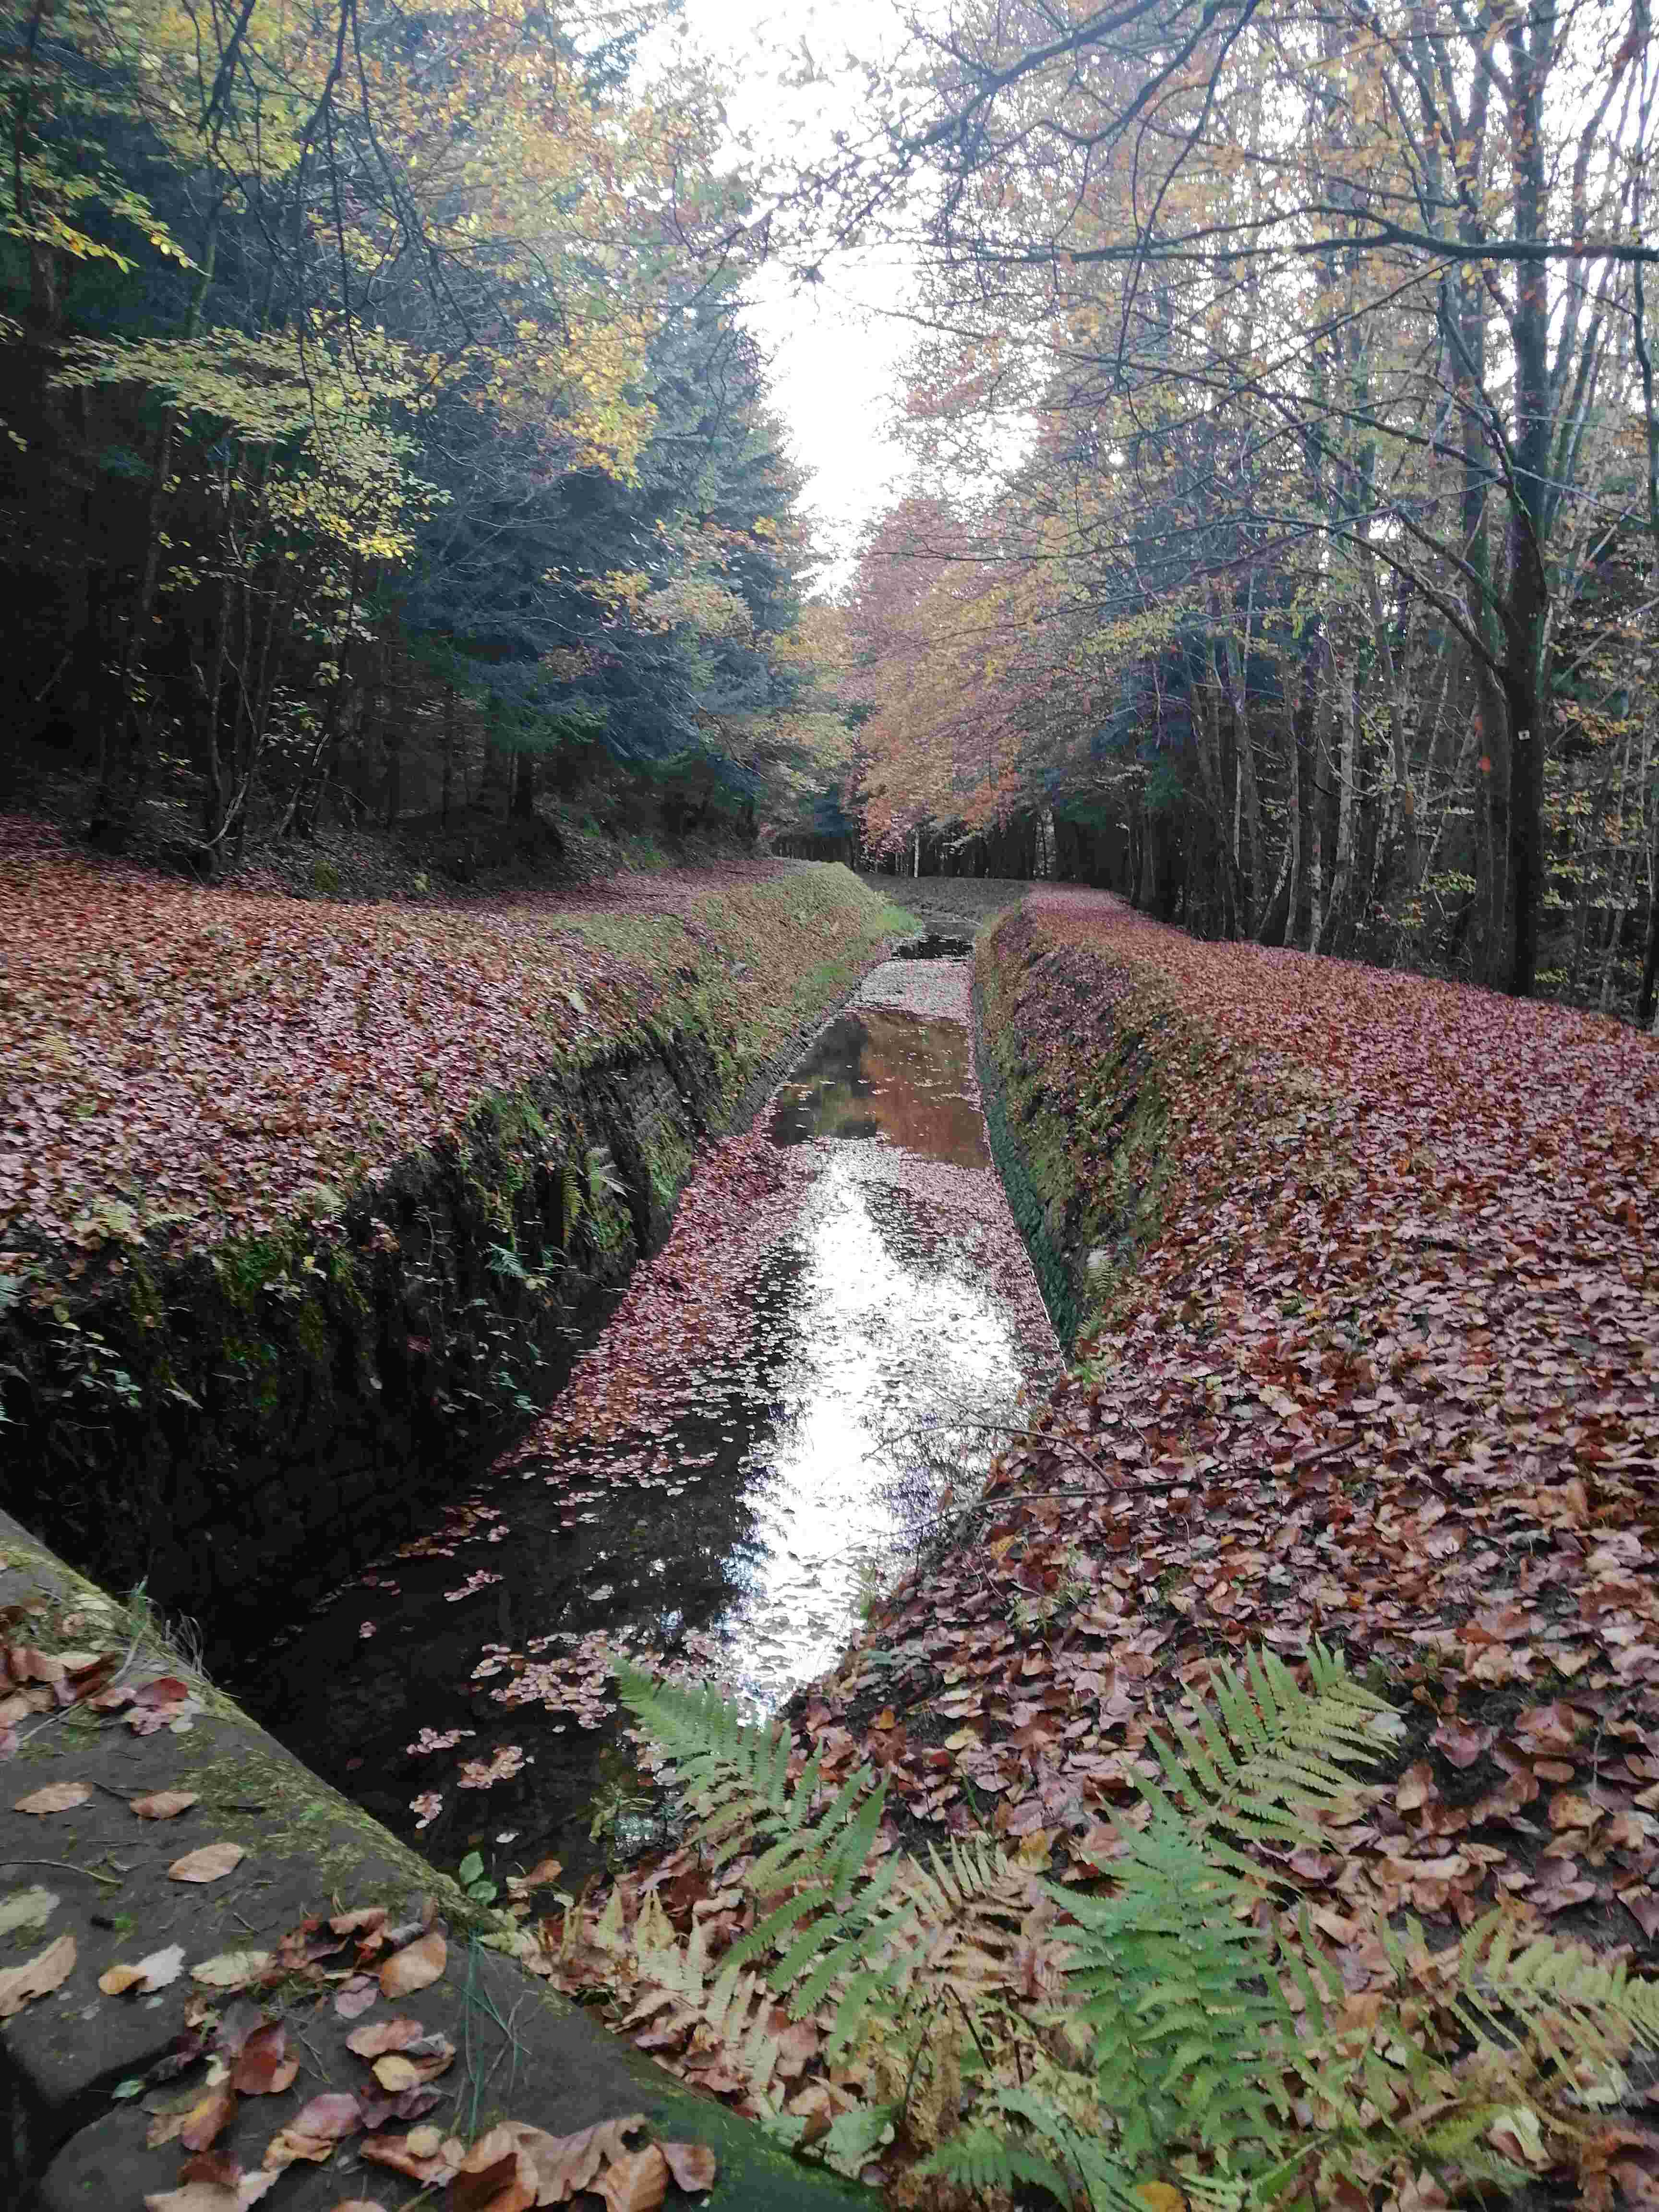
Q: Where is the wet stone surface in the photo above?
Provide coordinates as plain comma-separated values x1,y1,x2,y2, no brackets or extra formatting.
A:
228,960,1055,1888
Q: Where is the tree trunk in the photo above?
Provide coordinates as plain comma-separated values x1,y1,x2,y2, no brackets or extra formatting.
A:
1327,655,1359,950
1502,17,1553,998
1305,644,1332,955
511,745,535,820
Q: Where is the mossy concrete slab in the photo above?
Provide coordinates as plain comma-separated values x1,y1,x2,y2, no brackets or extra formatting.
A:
0,1512,868,2211
40,1942,870,2211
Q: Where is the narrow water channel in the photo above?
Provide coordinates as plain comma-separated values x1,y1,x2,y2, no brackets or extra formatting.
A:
230,954,1056,1884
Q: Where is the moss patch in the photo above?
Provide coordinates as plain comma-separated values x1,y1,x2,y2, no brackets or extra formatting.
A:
974,904,1182,1349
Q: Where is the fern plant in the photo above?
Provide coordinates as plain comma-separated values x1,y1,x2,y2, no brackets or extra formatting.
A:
609,1649,1659,2211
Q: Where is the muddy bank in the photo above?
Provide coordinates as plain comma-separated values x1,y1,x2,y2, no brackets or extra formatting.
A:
0,865,911,1633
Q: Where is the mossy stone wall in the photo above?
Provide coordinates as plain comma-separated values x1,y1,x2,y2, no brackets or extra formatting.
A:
973,905,1177,1353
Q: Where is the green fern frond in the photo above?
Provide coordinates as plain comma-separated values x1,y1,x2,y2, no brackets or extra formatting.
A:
614,1646,1657,2212
1406,1910,1659,2067
1144,1642,1393,1851
916,2119,1081,2206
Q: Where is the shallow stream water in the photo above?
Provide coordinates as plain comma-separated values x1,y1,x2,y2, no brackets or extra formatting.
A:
230,956,1055,1882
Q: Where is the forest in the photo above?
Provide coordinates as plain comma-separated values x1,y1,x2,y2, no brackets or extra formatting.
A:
4,0,1657,1018
3,8,1659,2212
0,0,856,872
839,0,1659,1018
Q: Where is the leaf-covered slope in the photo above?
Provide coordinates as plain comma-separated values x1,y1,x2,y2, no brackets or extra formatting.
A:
0,818,903,1268
805,886,1659,1953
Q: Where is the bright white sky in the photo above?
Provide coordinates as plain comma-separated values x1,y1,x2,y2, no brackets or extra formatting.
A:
646,0,926,593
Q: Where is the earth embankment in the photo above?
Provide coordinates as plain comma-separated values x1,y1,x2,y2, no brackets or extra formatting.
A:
0,820,911,1624
821,883,1659,1960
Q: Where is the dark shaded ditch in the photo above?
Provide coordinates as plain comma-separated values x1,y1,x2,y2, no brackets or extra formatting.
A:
225,967,1056,1892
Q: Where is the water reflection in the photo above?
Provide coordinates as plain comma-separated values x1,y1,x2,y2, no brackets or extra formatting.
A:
768,1008,988,1166
231,968,1052,1881
703,1149,1022,1705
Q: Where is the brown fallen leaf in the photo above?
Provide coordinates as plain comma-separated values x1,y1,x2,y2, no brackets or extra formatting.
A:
263,2091,365,2168
596,2143,668,2212
379,1925,445,1996
370,2035,456,2092
177,2154,242,2189
344,2016,425,2058
660,2142,718,2194
13,1779,91,1816
147,2084,236,2152
497,2115,649,2204
452,2130,535,2212
0,1931,76,2017
132,1789,200,1820
100,1943,185,1996
1395,1761,1435,1812
169,1842,246,1884
506,1856,564,1896
233,2021,299,2097
132,1674,192,1706
334,1974,379,2018
191,1951,272,1990
1430,1718,1495,1769
329,1905,388,1941
144,2169,279,2212
359,2127,465,2185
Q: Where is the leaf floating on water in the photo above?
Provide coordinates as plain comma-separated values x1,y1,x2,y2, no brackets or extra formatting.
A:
14,1779,91,1815
0,1930,75,2015
168,1842,246,1884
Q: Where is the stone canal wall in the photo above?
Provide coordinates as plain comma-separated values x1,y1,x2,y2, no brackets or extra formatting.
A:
0,1508,867,2211
0,866,910,1635
973,896,1176,1352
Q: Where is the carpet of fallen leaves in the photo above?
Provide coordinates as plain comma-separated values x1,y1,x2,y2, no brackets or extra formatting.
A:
822,887,1659,1924
539,889,1659,2204
0,814,874,1265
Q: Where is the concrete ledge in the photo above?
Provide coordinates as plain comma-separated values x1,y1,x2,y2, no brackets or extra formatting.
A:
0,1512,868,2210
